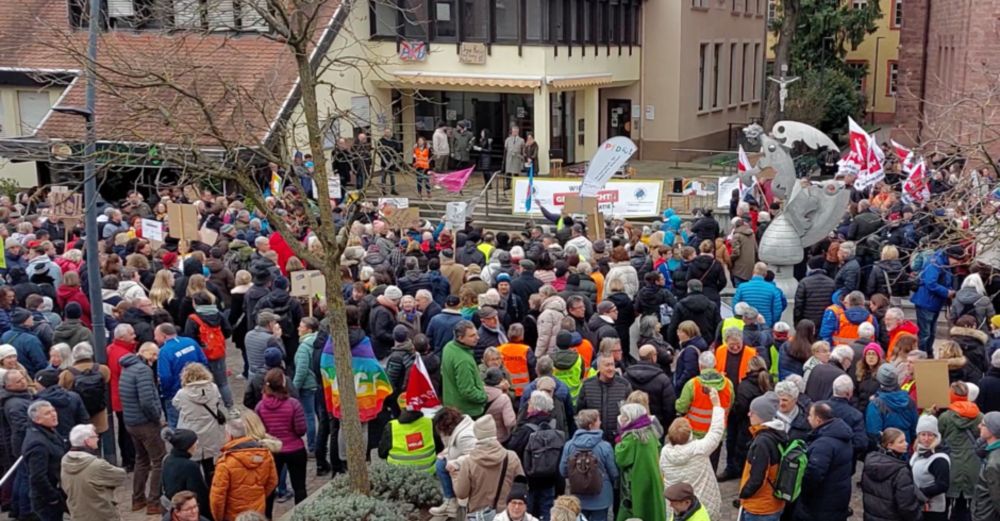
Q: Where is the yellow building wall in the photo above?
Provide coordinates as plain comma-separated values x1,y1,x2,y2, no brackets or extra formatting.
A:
765,0,899,122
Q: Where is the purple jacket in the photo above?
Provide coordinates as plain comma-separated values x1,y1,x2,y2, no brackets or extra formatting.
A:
255,395,307,453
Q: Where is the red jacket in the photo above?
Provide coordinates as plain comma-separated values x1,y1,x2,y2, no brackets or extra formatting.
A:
56,285,92,328
268,233,295,277
106,338,136,412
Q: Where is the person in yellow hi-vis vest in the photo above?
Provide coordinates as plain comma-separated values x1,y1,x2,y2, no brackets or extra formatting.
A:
552,331,586,403
378,406,437,474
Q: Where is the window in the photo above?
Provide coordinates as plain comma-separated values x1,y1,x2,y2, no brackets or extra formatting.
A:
462,0,488,39
494,0,518,39
699,43,708,111
741,43,749,101
732,0,739,12
712,43,722,108
551,0,566,41
582,0,592,42
17,91,51,136
525,0,547,41
434,0,456,38
402,0,428,38
893,0,903,27
852,0,867,8
767,0,777,20
846,61,867,92
729,43,737,105
753,42,760,100
632,1,641,44
888,61,899,96
372,0,399,37
692,0,708,8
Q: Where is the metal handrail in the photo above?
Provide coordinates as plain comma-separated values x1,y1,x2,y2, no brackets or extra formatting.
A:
0,457,22,488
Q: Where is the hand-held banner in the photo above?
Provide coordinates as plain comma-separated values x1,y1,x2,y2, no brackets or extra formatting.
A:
579,137,638,197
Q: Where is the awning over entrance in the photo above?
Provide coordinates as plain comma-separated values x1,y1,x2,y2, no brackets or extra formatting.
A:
546,73,615,90
391,71,542,89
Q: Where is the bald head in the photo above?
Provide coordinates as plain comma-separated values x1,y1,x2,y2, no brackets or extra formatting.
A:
638,344,657,362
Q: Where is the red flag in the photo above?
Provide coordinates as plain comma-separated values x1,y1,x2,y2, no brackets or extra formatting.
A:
902,157,930,204
405,354,441,411
839,117,884,190
890,139,912,164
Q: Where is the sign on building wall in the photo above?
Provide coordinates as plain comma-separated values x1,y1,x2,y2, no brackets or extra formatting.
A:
459,43,487,65
399,41,427,62
511,178,663,218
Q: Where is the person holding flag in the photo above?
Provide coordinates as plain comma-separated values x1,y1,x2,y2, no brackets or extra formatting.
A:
377,351,441,473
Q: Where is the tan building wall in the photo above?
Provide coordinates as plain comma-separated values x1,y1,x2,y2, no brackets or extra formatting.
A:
0,85,63,187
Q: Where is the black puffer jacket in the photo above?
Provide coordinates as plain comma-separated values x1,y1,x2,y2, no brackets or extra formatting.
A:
576,375,632,442
867,259,909,299
861,449,922,521
690,215,720,244
950,327,989,376
670,261,692,299
667,292,720,347
623,361,676,429
455,240,485,267
794,269,836,326
686,255,727,306
587,314,619,346
397,270,433,297
633,282,675,317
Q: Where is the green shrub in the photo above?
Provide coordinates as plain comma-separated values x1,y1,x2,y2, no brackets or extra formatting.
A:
326,460,443,508
290,492,416,521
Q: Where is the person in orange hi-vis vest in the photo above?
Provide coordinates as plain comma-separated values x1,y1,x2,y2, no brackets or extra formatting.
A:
412,136,432,197
714,327,758,387
497,323,536,398
676,350,734,439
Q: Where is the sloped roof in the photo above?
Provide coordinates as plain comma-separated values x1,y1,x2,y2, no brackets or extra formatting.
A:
0,0,342,149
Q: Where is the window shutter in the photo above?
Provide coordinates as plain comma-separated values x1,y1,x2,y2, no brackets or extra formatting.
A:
173,0,203,28
108,0,135,17
239,0,270,31
206,0,236,30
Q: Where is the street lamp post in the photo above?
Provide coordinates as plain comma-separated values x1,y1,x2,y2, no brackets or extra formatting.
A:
871,36,885,123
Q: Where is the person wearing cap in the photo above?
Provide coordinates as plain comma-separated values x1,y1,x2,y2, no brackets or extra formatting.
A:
493,476,539,521
161,427,211,518
866,362,918,444
442,320,488,416
495,272,526,326
244,346,292,410
369,285,402,360
482,367,517,443
475,306,508,362
60,423,127,521
551,330,587,401
452,415,525,517
792,402,854,521
665,482,709,521
510,259,543,306
250,277,303,359
0,307,46,376
738,392,787,519
908,414,951,521
978,349,1000,414
667,279,720,347
973,411,1000,520
912,245,963,355
244,311,285,379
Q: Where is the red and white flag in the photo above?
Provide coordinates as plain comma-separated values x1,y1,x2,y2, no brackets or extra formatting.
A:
890,139,912,165
839,117,884,190
405,354,441,411
888,139,928,204
737,145,752,174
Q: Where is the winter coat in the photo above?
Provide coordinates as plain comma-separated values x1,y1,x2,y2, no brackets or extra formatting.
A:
615,427,666,521
442,414,477,462
576,374,633,442
606,292,636,350
56,285,92,328
36,385,89,441
0,389,32,464
733,276,785,327
209,437,278,521
397,270,433,298
158,336,208,401
292,333,318,392
795,269,837,327
691,215,720,245
835,256,862,295
633,282,675,318
667,293,720,348
244,326,283,375
867,259,909,299
978,367,1000,414
730,224,758,281
120,308,155,345
951,326,990,376
819,305,877,344
560,429,618,511
173,379,226,461
862,449,923,521
587,313,619,347
660,405,725,520
939,401,983,498
535,296,567,358
973,442,1000,521
795,418,854,521
673,337,709,394
118,354,162,427
1,326,47,377
950,288,996,330
510,270,544,306
162,448,211,518
828,396,869,457
441,258,468,297
442,340,488,417
604,262,640,299
866,390,919,444
624,362,676,429
911,251,953,313
368,299,398,359
61,449,127,521
687,255,728,306
453,439,525,513
456,241,486,267
255,395,306,454
804,362,847,402
941,353,983,384
508,411,563,490
22,424,66,510
426,309,464,354
731,370,768,454
57,360,111,433
484,385,517,443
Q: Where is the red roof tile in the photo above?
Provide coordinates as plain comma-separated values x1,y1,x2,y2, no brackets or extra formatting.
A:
0,0,340,148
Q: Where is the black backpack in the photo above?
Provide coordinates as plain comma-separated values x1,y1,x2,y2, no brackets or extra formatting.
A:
68,366,107,416
523,420,565,479
566,448,603,495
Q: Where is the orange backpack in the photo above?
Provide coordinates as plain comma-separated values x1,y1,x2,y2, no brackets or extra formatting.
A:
190,314,226,361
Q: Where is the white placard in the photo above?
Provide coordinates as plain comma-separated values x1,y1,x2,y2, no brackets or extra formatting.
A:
141,219,164,242
645,105,655,120
512,178,663,218
444,201,467,230
717,176,741,208
378,198,409,213
579,137,638,197
327,175,341,200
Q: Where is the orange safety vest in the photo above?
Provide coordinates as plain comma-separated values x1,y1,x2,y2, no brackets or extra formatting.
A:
497,342,531,397
579,339,594,379
413,146,430,169
831,306,874,346
688,378,732,434
714,345,757,384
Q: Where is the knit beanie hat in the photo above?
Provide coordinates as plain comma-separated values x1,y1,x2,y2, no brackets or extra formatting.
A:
968,383,980,402
484,368,504,387
10,308,30,326
162,428,198,452
877,363,900,391
984,411,1000,438
473,415,497,441
65,302,82,320
393,325,411,343
749,392,779,422
863,342,885,360
384,285,403,301
0,345,16,360
916,415,940,438
264,347,284,368
507,475,529,504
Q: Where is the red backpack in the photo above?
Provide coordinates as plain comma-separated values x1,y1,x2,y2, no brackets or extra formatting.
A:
190,314,226,361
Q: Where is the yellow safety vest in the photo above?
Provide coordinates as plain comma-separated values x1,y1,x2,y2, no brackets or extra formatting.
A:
387,416,436,473
684,503,712,521
721,317,745,335
553,354,583,402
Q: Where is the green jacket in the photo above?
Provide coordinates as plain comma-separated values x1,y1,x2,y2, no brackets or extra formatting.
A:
939,405,984,498
615,429,666,521
442,340,487,416
293,333,319,391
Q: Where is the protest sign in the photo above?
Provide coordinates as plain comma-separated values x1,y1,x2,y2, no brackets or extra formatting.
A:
378,198,409,213
913,359,951,410
384,207,421,230
513,178,662,218
290,270,320,297
580,137,638,197
141,219,164,243
166,203,200,241
444,202,467,230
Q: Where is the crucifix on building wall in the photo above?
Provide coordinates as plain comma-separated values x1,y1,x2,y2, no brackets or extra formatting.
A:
768,64,800,113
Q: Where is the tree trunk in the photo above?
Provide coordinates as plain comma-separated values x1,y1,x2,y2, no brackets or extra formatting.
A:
764,0,799,129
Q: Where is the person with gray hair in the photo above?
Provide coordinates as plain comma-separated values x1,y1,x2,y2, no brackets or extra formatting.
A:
835,240,862,294
508,390,565,518
61,423,127,521
398,256,433,298
560,408,618,521
23,399,66,521
827,374,870,466
244,310,285,376
577,354,633,443
804,344,854,402
775,379,811,441
58,340,113,453
676,348,733,444
819,289,877,348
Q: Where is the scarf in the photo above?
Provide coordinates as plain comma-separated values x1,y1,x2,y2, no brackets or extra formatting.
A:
615,415,653,443
482,323,508,344
195,304,219,316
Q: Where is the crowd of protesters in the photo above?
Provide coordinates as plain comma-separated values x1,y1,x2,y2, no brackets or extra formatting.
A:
0,150,997,521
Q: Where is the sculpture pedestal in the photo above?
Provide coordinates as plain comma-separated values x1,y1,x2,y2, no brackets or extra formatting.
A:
772,264,798,326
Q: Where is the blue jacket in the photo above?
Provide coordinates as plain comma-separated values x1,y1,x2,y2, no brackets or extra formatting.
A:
157,336,208,400
818,306,879,343
426,309,465,354
828,396,870,456
0,308,9,336
674,336,709,394
777,341,805,381
559,429,619,510
866,389,918,444
733,276,785,326
427,270,451,307
911,251,953,313
796,418,855,521
0,326,47,376
520,377,574,423
35,385,89,442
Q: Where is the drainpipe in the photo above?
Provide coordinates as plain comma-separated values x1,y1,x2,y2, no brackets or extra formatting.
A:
638,0,646,159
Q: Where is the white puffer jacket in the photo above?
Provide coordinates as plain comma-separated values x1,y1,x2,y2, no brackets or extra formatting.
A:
659,405,726,520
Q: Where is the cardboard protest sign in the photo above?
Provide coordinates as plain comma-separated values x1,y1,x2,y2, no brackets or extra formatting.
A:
198,225,219,246
562,194,605,242
309,271,326,298
913,359,951,410
290,270,319,297
378,198,409,213
47,187,83,219
166,203,200,241
385,207,421,230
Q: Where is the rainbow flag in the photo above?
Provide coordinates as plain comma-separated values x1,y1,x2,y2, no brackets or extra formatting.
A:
320,335,392,422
